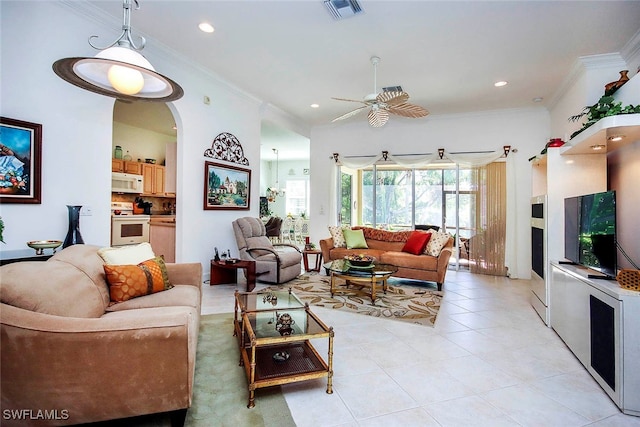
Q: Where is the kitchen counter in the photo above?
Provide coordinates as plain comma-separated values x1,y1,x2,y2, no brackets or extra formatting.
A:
150,215,175,225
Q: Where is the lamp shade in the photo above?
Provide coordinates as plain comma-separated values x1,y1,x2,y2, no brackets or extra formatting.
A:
53,47,183,102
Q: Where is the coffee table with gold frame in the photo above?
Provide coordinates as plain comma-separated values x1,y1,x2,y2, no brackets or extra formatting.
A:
233,289,334,408
325,259,398,302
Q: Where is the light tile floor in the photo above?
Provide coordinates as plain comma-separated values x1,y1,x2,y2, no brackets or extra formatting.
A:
202,269,640,426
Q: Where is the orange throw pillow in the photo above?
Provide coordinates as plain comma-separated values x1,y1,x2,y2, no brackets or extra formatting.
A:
402,231,432,255
104,257,173,302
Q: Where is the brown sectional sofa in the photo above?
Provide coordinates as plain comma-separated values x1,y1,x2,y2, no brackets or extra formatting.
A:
0,244,202,426
320,227,453,291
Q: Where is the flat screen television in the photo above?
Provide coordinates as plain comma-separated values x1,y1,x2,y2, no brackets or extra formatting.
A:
564,190,617,278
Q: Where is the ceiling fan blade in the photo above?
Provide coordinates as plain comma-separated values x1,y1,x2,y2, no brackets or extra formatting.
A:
388,102,429,118
331,97,367,104
368,108,389,127
376,91,409,106
332,105,368,122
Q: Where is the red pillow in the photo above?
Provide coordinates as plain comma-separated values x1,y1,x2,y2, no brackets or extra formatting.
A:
401,231,432,255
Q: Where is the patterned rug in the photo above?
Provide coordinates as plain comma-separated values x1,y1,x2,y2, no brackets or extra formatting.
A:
265,273,442,327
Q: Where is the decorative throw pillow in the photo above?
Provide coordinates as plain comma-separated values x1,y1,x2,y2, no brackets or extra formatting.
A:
97,242,156,265
402,231,432,255
424,231,451,257
343,228,368,249
328,225,347,248
103,256,173,303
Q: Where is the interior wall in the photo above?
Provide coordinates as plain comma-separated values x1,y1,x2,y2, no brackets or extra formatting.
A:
608,141,640,269
112,122,175,165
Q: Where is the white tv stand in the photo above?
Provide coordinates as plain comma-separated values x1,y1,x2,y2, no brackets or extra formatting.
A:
550,262,640,416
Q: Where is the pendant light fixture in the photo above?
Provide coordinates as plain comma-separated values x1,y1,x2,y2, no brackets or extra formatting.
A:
266,148,285,201
52,0,183,102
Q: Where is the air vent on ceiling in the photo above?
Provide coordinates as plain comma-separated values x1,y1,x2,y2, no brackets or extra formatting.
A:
382,85,403,93
324,0,364,20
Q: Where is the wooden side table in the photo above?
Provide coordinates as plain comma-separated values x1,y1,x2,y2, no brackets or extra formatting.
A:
210,259,256,292
303,249,323,272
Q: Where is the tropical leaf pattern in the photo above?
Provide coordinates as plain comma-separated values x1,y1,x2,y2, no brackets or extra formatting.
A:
263,274,442,327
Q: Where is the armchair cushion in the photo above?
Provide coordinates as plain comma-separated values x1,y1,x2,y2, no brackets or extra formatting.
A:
246,235,274,256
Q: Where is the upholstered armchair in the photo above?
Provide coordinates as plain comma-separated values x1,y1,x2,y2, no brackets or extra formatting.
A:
265,217,283,242
232,217,302,284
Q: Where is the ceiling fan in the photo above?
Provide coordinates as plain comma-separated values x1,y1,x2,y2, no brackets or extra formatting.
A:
332,56,429,127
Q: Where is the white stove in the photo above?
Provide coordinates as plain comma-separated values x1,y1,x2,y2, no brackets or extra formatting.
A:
110,201,150,218
110,202,150,246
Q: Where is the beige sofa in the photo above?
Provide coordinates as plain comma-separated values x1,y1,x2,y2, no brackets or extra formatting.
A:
0,244,202,426
320,227,453,291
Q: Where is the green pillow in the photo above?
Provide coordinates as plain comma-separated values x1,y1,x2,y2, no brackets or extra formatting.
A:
343,228,368,249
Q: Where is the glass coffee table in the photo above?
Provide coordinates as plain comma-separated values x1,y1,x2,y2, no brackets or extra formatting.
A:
233,289,334,408
324,259,398,302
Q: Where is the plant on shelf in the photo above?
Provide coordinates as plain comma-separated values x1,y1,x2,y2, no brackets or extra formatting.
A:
568,70,640,140
0,216,4,243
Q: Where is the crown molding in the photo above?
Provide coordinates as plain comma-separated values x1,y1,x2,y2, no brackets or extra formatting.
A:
621,28,640,71
547,53,627,110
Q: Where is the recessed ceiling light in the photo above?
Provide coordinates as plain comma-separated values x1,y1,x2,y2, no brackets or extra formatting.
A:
494,81,508,87
608,135,624,142
198,22,215,33
310,103,320,108
533,97,543,103
591,144,605,151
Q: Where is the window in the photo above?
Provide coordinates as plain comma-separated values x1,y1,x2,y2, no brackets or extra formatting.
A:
285,179,309,216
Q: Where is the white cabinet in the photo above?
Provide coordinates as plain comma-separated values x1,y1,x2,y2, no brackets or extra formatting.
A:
530,149,606,325
550,262,640,416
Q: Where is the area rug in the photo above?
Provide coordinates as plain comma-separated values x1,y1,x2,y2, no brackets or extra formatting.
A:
265,273,443,327
186,313,296,427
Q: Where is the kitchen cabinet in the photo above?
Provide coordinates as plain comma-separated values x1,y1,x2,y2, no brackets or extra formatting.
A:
149,219,175,262
112,159,142,174
142,163,165,195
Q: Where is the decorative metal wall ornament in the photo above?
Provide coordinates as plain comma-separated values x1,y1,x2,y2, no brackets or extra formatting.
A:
203,132,249,166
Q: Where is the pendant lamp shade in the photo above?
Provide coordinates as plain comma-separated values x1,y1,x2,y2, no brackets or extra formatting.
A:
52,0,183,102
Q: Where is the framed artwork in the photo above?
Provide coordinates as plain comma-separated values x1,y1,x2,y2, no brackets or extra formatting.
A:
204,161,251,210
0,117,42,204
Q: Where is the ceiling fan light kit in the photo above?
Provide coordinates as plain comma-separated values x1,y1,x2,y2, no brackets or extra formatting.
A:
52,0,183,102
332,56,429,127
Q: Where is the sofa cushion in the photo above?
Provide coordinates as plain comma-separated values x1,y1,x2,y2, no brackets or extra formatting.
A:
106,284,199,312
353,227,413,242
402,231,432,255
343,228,368,249
329,248,385,261
380,251,439,270
328,226,347,248
104,257,173,302
98,242,156,265
0,261,106,318
424,230,452,256
48,244,112,308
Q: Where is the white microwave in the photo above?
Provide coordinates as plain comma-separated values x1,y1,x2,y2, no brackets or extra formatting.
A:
112,172,144,194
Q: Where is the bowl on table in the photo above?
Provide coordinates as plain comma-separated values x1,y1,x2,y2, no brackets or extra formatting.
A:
344,254,374,267
27,240,63,255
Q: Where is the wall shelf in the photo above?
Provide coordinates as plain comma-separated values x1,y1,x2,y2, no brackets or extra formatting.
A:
563,113,640,155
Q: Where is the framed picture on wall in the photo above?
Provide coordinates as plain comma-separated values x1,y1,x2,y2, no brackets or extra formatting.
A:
0,117,42,204
204,161,251,210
